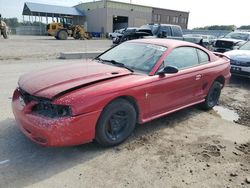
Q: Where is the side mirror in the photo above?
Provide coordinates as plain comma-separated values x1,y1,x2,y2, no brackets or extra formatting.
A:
158,66,179,76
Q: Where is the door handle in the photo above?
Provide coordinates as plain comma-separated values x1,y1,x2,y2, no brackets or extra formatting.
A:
195,74,202,80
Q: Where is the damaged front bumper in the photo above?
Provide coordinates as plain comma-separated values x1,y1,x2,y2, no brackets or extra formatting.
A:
12,89,101,147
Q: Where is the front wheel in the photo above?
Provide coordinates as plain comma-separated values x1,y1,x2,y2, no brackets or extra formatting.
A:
96,99,136,147
200,81,222,110
57,30,68,40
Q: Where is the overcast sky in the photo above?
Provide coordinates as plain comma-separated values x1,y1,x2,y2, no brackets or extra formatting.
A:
0,0,249,29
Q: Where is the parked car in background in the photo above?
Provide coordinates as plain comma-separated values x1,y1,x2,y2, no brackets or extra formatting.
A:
183,34,217,50
142,24,184,39
224,41,250,78
114,23,204,46
213,31,250,53
108,28,124,39
145,24,206,45
202,35,217,46
112,27,152,44
12,39,230,147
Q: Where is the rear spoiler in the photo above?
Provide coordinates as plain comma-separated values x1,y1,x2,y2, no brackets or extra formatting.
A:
213,52,230,59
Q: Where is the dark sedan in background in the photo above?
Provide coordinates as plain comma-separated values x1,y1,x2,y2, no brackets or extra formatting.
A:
214,31,250,53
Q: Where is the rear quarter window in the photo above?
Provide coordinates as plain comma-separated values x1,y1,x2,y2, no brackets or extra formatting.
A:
197,49,210,63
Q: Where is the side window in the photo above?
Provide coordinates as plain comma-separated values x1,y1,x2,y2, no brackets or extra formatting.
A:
164,47,199,70
197,49,210,63
161,26,172,37
171,26,183,37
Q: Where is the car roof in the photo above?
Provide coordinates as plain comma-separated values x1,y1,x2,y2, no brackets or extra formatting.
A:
127,38,201,49
230,31,250,34
126,27,138,30
147,23,181,27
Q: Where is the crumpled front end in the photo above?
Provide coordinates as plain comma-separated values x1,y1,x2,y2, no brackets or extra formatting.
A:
12,88,101,147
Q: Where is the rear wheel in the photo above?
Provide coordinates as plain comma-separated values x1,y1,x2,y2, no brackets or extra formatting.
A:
57,30,68,40
200,81,222,110
96,99,136,147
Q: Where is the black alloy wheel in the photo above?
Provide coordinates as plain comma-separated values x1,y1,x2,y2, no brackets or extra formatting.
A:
200,81,222,110
96,99,136,146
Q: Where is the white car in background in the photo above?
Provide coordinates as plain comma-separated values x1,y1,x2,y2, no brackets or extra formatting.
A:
108,28,124,39
224,41,250,78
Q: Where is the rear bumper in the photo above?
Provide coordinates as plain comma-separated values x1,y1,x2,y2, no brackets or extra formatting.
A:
12,91,101,147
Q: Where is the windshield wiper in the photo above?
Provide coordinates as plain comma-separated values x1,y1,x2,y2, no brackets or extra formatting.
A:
95,57,105,62
96,58,134,72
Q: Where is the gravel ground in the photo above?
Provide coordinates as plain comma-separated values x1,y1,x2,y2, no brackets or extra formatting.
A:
0,35,112,64
0,36,249,188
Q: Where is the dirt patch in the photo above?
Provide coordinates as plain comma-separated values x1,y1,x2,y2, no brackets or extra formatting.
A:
219,77,250,127
202,144,221,158
234,106,250,127
235,142,250,155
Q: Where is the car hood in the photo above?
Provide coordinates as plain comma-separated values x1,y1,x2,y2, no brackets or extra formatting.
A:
217,38,244,43
18,60,132,99
224,50,250,61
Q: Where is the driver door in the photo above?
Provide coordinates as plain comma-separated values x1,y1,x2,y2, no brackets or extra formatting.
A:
147,47,204,116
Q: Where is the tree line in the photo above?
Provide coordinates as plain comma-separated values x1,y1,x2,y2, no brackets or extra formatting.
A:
193,25,250,31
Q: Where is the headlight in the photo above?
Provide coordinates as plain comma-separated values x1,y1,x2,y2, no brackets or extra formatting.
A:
32,102,72,118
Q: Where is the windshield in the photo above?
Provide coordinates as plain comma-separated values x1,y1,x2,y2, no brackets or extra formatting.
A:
98,42,167,74
224,32,249,40
239,42,250,50
140,24,160,35
124,28,137,34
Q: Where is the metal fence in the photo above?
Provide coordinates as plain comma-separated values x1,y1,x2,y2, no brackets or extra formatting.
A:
16,26,46,35
182,29,231,37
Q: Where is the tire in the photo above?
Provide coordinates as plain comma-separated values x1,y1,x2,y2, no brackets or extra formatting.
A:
2,29,7,39
57,30,68,40
73,32,81,40
96,99,136,147
200,81,222,110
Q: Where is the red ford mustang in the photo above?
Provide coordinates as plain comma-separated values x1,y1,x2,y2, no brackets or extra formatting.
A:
12,39,231,147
